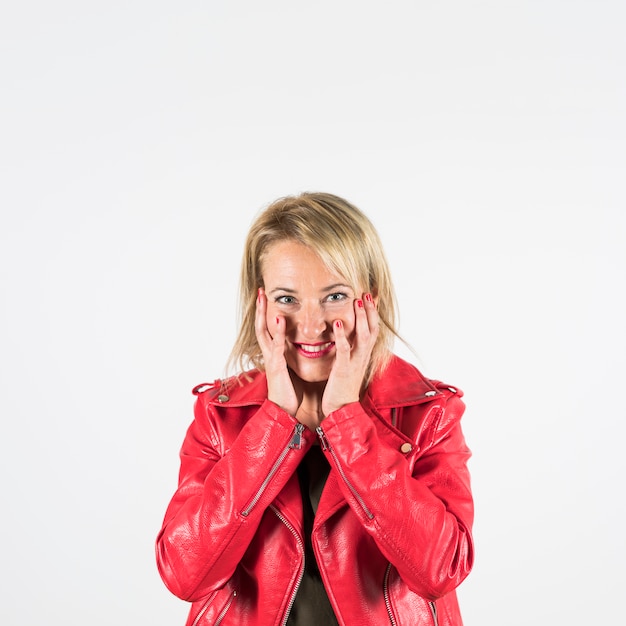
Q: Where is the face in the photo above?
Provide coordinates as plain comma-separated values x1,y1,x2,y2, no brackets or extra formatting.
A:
261,240,358,383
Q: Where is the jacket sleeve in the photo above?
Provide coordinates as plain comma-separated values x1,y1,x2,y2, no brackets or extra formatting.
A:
317,391,474,600
155,396,310,602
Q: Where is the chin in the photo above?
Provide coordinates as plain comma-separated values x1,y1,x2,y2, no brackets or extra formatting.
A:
292,369,331,384
288,359,332,384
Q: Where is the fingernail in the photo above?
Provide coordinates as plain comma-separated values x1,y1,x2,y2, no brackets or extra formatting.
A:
365,293,372,303
335,320,342,328
276,317,280,325
357,299,364,308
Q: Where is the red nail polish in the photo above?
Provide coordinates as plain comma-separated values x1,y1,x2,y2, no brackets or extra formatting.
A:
357,299,364,308
276,317,280,325
335,320,342,328
365,293,372,303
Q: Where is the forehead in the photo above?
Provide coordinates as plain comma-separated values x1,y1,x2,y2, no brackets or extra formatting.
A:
261,240,346,286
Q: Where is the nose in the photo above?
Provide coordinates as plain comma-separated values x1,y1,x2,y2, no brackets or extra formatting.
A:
297,301,327,339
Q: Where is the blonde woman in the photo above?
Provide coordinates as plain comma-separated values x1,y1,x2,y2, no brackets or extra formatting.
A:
156,192,474,625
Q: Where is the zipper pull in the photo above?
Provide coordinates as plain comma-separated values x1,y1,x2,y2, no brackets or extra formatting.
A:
289,423,305,449
316,426,330,451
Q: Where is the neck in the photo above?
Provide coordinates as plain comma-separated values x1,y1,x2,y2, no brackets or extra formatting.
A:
289,370,326,418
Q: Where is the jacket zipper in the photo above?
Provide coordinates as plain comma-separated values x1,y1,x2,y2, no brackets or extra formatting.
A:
191,589,237,626
429,600,439,626
384,563,439,626
241,423,305,517
214,590,237,626
316,426,374,520
191,591,218,626
383,563,397,626
270,505,305,626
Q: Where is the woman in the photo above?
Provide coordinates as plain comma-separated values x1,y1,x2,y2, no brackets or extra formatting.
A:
156,192,474,625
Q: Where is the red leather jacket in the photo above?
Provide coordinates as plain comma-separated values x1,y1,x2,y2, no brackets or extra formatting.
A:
156,356,474,625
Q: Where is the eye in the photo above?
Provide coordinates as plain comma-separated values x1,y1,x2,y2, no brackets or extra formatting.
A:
275,295,297,305
326,292,349,303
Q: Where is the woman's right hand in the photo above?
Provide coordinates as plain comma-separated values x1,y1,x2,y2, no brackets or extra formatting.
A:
255,289,300,417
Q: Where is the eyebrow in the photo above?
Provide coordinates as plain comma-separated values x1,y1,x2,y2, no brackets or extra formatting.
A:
268,283,353,295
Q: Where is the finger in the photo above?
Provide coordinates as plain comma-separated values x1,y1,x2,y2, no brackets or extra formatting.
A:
332,319,351,361
271,315,285,348
254,289,274,352
323,319,362,414
352,297,373,347
355,297,368,331
254,288,266,336
266,314,289,368
348,295,378,364
363,293,380,338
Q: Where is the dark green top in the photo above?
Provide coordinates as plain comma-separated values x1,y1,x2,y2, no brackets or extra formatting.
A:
286,444,339,626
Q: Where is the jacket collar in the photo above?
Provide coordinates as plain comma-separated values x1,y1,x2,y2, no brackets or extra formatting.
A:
201,355,442,410
365,355,443,409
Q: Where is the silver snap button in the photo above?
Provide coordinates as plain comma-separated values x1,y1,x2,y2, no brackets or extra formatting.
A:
424,390,436,397
400,442,412,454
218,394,229,403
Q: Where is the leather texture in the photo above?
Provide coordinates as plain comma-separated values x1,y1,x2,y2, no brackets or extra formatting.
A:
156,355,474,625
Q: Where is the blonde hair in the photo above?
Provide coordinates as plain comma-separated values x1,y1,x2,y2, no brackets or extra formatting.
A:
227,192,401,386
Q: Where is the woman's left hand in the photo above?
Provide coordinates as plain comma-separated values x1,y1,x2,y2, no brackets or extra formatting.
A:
321,294,379,418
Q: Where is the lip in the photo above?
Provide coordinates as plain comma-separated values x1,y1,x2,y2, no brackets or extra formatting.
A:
293,341,335,359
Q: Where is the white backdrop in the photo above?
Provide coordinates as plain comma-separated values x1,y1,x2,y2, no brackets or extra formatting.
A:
1,2,624,624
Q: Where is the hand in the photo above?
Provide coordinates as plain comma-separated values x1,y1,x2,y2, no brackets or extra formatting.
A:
321,293,379,418
255,289,300,417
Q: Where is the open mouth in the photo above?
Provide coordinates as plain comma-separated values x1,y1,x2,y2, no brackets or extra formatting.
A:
294,341,335,358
